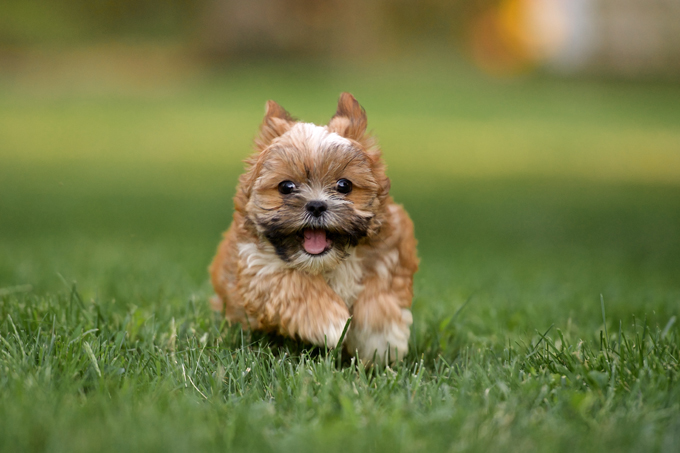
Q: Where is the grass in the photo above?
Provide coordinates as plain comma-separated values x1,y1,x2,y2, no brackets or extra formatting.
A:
1,59,679,452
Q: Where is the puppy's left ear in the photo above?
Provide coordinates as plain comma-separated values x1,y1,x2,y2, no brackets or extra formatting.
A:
255,100,296,151
328,92,367,141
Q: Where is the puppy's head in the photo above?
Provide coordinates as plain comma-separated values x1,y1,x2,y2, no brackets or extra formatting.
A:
238,93,390,273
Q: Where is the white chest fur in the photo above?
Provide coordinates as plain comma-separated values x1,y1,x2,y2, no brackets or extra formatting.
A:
323,248,364,309
239,241,364,309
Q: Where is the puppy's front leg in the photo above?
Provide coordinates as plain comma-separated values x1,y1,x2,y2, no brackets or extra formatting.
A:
345,273,413,364
241,270,351,347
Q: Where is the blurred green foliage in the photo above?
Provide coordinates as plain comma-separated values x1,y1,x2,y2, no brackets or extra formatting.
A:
0,0,497,53
0,0,202,45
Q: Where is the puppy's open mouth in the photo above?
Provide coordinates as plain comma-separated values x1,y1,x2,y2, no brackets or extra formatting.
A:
302,229,332,255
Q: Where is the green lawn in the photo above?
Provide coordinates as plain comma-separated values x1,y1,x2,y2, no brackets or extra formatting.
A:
1,61,679,452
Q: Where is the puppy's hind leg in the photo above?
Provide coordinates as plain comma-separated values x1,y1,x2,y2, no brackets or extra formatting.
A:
209,295,224,312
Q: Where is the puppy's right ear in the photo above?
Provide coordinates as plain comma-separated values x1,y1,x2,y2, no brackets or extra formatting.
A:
254,100,296,151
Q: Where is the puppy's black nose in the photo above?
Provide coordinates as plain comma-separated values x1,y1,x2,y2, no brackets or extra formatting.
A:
306,200,327,217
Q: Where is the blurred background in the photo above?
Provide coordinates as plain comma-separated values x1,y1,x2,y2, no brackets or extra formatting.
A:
3,0,680,77
1,0,679,331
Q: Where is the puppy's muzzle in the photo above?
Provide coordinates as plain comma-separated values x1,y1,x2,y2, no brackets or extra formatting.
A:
306,200,328,218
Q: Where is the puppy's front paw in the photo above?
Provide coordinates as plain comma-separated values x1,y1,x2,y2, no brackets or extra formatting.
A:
287,303,351,349
346,309,412,364
320,318,350,348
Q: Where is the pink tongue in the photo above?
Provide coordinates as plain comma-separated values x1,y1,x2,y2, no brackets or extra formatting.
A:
303,229,328,255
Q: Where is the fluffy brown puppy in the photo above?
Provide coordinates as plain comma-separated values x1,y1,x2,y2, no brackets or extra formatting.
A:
210,93,418,363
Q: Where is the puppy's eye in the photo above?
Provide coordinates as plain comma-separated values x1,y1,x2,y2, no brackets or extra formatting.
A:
278,180,297,195
336,178,353,194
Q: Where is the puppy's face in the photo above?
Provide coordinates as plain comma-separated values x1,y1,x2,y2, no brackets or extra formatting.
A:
241,94,388,273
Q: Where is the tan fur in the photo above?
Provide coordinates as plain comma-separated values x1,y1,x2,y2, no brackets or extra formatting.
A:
210,93,419,363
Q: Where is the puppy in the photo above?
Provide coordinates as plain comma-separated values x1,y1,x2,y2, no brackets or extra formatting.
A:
210,93,418,363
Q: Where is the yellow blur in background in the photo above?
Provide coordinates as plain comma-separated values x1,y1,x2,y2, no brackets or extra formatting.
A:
471,0,680,76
